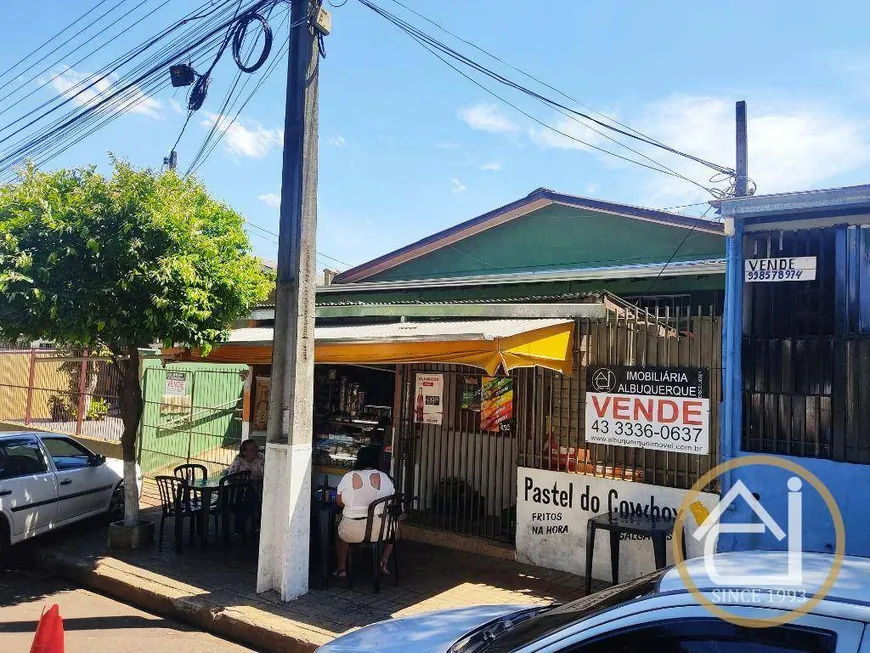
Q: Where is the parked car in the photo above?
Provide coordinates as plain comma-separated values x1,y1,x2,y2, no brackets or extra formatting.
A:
317,552,870,653
0,431,142,564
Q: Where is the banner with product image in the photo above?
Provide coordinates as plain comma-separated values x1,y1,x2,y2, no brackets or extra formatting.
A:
481,376,513,433
414,373,444,425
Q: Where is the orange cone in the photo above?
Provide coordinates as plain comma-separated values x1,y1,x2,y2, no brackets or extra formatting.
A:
30,604,64,653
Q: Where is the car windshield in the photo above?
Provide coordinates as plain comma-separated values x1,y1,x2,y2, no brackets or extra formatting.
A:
478,575,661,653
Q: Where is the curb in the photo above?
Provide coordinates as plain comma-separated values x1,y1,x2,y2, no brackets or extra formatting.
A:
31,547,326,653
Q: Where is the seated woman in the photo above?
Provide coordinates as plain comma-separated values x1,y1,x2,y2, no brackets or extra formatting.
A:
224,438,265,532
334,446,395,578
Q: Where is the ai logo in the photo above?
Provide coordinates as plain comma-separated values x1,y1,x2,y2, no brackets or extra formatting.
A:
590,368,616,393
693,477,804,586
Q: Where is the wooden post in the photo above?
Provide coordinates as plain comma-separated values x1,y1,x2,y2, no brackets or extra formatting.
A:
24,349,37,425
76,350,89,435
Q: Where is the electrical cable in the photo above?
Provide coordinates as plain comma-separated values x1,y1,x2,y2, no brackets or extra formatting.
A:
639,205,715,297
231,12,273,72
0,0,164,115
383,0,674,151
0,0,134,99
358,0,734,177
366,8,713,190
0,1,272,172
0,0,113,83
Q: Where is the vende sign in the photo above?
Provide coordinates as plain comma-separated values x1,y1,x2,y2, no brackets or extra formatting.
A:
585,366,710,454
745,256,816,282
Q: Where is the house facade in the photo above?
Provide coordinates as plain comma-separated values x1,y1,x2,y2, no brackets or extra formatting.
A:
716,184,870,557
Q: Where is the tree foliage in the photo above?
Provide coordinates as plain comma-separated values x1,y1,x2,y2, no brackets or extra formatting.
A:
0,161,271,354
0,160,273,525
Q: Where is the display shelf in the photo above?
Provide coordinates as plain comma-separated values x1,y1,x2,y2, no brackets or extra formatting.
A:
313,464,353,477
314,416,383,428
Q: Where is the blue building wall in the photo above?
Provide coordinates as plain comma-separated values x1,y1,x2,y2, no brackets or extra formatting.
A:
720,208,870,558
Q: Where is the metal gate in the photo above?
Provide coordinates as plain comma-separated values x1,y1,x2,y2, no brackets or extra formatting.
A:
137,362,247,477
397,308,722,544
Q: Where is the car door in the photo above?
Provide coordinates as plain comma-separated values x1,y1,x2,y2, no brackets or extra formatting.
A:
0,435,58,538
40,436,114,521
535,607,863,653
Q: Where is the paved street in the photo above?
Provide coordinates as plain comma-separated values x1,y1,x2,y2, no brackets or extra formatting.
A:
0,569,253,652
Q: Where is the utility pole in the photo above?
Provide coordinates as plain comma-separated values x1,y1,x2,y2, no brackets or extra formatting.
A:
257,0,320,601
735,100,748,197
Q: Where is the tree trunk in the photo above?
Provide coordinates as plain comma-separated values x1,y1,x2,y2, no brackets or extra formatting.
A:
117,346,143,526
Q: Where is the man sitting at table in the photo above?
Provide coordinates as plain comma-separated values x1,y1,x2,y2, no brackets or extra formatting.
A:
333,446,395,579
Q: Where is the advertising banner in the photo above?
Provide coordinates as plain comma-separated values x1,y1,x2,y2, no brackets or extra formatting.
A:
585,366,710,454
481,376,513,433
515,467,718,582
415,373,444,425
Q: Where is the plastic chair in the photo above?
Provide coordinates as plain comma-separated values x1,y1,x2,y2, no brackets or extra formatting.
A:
348,492,403,593
154,475,200,553
173,463,208,511
173,463,207,484
212,471,252,545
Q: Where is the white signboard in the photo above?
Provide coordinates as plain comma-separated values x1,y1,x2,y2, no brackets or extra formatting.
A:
164,371,187,397
516,467,719,582
745,256,816,282
414,373,444,425
585,367,710,454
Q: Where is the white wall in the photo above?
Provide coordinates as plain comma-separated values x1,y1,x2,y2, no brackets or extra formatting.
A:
516,467,718,582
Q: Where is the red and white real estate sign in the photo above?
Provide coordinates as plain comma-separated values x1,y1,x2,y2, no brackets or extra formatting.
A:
585,366,710,454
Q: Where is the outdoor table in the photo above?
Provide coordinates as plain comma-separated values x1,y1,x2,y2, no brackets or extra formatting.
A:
187,476,223,550
584,511,686,595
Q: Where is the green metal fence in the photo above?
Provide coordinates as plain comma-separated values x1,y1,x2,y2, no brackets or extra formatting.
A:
137,360,247,477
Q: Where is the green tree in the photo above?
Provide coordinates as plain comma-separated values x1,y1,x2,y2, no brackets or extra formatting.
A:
0,161,272,526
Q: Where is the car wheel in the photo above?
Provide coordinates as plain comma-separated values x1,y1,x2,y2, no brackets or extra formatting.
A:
108,483,125,523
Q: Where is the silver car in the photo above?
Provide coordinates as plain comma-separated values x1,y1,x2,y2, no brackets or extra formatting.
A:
318,552,870,653
0,431,142,564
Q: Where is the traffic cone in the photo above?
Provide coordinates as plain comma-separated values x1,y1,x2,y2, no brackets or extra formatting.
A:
30,604,64,653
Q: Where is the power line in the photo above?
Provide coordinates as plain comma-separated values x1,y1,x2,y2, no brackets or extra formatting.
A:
357,2,714,192
357,0,734,179
640,205,715,296
0,0,113,83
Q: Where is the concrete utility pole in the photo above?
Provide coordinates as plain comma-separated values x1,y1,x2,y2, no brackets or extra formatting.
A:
735,100,748,197
257,0,320,600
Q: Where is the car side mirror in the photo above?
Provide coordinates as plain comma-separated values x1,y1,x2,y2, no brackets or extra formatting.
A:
90,454,106,467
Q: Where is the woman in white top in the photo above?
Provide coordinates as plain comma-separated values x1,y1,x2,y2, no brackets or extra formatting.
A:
334,446,395,578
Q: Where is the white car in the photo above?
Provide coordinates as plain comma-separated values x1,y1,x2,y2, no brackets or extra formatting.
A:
319,552,870,653
0,431,142,563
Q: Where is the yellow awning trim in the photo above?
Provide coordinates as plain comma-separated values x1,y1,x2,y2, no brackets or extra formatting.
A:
167,320,574,376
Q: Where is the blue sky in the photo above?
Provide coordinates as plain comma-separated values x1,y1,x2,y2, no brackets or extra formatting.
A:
2,1,870,272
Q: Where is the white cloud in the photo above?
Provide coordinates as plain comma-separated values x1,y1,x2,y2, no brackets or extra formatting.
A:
169,98,185,115
258,192,281,208
328,135,346,147
450,178,467,194
637,94,870,205
436,141,461,149
529,116,608,152
458,102,519,134
479,161,501,171
49,66,162,119
200,113,283,158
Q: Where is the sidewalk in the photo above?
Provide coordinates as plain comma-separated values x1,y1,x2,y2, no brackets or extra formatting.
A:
27,494,599,653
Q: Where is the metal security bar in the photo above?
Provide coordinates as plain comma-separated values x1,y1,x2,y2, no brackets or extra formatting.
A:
397,308,722,544
517,308,722,492
742,227,870,464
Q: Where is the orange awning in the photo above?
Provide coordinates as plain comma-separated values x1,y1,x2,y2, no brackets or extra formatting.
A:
166,319,574,376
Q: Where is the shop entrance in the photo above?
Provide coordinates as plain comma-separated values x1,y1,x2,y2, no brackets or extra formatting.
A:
309,365,397,486
396,364,520,544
